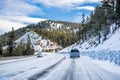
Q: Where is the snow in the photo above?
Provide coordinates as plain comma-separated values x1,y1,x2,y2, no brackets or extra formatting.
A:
1,23,120,80
0,53,64,80
50,22,63,30
60,47,120,67
69,25,120,52
92,58,120,74
60,25,120,66
38,56,71,80
58,26,120,76
58,45,72,53
0,52,120,80
69,27,120,66
37,56,120,80
13,31,62,54
80,50,120,66
94,29,120,51
0,56,35,65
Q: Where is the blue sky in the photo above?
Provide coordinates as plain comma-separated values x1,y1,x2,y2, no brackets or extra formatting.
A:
0,0,99,34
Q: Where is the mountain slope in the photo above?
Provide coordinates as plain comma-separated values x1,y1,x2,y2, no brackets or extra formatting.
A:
4,31,62,54
0,20,81,48
59,27,120,66
70,24,119,51
94,29,120,51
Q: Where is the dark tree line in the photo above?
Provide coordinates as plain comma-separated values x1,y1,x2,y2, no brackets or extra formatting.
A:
77,0,120,45
32,28,78,48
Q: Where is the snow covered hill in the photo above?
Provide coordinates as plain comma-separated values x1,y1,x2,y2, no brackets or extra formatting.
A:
80,28,120,66
71,24,119,52
14,31,62,53
94,29,120,51
76,28,120,52
60,26,120,66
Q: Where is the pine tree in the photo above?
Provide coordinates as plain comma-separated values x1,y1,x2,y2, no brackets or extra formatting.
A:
81,13,86,42
7,27,16,56
24,35,34,55
97,6,102,44
116,0,120,27
13,42,26,56
0,42,3,56
11,27,16,41
102,0,115,23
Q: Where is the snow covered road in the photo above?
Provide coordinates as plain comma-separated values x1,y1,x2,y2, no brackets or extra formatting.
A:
0,54,65,80
0,53,120,80
39,55,120,80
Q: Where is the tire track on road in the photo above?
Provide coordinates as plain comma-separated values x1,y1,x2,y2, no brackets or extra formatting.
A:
28,56,66,80
62,59,75,80
95,72,103,80
75,58,94,80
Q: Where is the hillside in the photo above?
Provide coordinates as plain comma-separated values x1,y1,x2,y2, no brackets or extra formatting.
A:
94,29,120,51
0,20,81,48
73,24,120,52
4,31,62,53
60,26,120,66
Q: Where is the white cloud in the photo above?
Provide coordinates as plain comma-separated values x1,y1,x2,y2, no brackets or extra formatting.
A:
0,0,46,34
0,19,26,34
35,0,99,9
0,0,44,16
0,15,46,34
0,15,46,24
75,6,95,11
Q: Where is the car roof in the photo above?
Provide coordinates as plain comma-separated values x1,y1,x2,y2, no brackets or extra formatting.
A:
71,49,79,52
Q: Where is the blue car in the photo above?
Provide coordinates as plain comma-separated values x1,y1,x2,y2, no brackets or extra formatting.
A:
70,49,80,58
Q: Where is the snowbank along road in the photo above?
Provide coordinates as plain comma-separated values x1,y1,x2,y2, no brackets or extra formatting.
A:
0,53,120,80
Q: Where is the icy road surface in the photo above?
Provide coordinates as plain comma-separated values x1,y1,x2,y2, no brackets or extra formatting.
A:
0,53,120,80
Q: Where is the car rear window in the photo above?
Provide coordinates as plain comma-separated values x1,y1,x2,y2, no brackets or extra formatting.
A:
71,50,79,52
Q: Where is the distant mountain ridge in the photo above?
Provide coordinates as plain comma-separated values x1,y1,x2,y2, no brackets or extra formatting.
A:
1,20,81,48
